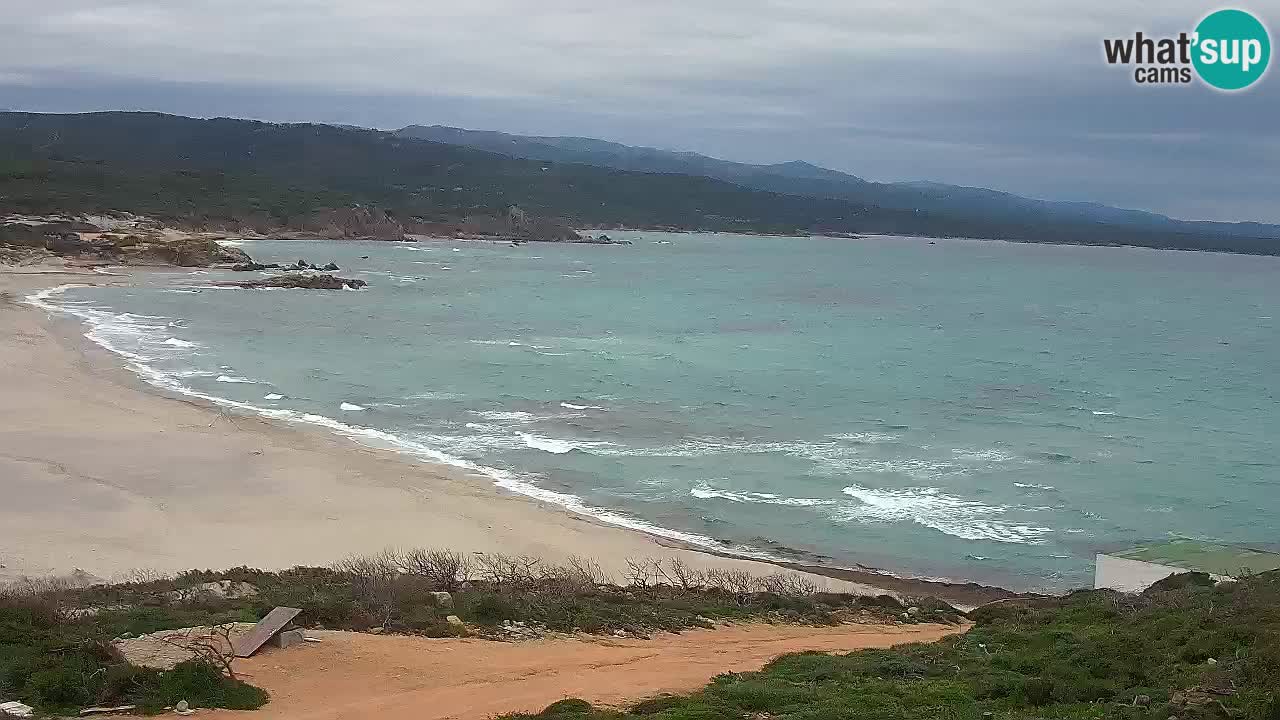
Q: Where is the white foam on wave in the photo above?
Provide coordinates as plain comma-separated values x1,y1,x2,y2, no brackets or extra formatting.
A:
1013,482,1056,491
471,410,536,422
828,432,899,444
340,402,365,411
839,484,1052,544
216,375,257,384
952,448,1018,463
519,432,615,455
560,402,604,410
162,337,198,348
264,393,284,400
1091,410,1117,416
691,482,836,507
520,433,575,454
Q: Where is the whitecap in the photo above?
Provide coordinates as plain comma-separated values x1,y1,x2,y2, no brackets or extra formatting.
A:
161,338,197,348
839,484,1052,544
560,402,604,411
829,432,899,444
471,410,536,422
952,448,1018,463
1091,410,1117,416
263,393,284,400
690,482,836,508
1013,482,1056,491
520,433,575,454
215,375,257,384
340,402,365,411
518,432,615,455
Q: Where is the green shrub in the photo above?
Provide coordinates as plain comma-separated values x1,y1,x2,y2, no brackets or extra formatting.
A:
1022,676,1053,706
468,593,519,626
539,698,595,716
629,694,686,715
138,660,268,713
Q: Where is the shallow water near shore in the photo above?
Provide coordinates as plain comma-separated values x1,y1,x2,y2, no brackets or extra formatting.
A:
36,232,1280,592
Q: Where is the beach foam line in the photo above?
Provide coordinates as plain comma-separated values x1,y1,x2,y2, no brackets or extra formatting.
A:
22,284,795,570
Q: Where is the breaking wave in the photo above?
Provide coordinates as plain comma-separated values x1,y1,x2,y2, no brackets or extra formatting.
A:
839,484,1052,544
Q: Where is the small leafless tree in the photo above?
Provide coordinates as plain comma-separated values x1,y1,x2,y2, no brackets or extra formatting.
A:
624,558,659,588
537,555,608,595
159,624,240,679
705,568,758,603
474,553,543,589
652,557,707,590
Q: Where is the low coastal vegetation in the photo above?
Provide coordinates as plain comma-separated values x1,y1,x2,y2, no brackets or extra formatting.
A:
0,550,959,715
507,570,1280,720
9,552,1277,720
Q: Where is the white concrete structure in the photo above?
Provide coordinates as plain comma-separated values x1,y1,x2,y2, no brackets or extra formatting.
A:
1094,540,1280,593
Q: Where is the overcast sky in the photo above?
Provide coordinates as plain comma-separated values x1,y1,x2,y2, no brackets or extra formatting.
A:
2,0,1277,222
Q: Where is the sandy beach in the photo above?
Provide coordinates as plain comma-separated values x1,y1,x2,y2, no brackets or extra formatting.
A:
0,263,896,593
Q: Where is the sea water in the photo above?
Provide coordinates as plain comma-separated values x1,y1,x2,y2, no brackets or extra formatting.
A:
34,232,1280,591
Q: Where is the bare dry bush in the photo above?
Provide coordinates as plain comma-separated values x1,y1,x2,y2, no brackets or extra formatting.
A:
624,558,659,588
474,553,543,589
400,548,472,591
705,568,758,603
537,555,609,594
757,573,823,596
333,549,403,625
652,557,707,590
115,567,174,585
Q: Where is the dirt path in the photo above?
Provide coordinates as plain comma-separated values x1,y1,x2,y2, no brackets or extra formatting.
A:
205,622,965,720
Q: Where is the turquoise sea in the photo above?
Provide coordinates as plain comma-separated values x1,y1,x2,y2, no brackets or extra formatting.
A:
34,232,1280,591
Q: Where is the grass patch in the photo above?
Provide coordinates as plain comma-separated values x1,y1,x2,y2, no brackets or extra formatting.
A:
505,570,1280,720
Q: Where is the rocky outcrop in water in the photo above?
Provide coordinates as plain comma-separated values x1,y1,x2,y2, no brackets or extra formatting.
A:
232,259,340,272
228,273,367,290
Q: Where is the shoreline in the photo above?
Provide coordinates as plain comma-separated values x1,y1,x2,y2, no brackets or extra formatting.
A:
0,263,1018,607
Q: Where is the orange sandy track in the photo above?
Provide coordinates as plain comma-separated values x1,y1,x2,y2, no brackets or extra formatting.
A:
205,622,966,720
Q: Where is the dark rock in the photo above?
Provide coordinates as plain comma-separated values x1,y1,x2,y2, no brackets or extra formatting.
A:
228,273,367,290
321,262,340,271
577,233,632,245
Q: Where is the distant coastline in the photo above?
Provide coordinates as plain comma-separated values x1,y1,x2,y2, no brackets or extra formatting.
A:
3,111,1277,256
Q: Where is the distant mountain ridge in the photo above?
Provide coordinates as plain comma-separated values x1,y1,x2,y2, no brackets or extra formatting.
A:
396,124,1280,240
0,111,1277,255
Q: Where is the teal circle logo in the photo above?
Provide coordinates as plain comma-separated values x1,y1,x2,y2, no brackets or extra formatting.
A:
1193,9,1270,90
